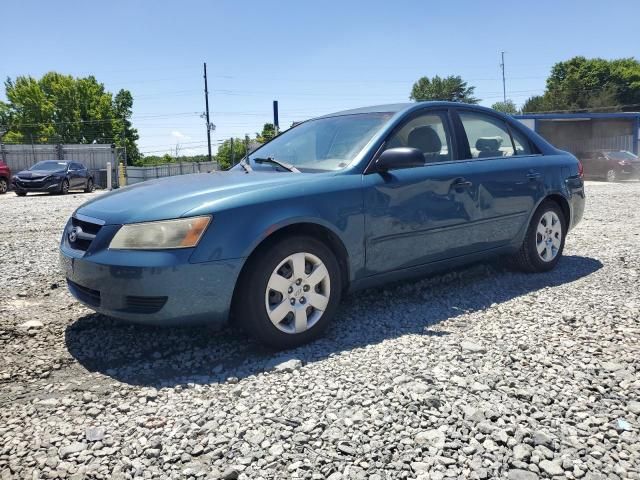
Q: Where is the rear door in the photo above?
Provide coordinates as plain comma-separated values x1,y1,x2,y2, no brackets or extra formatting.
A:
452,108,545,248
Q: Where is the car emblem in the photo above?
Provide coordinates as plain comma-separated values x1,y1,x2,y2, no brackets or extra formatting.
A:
68,227,80,243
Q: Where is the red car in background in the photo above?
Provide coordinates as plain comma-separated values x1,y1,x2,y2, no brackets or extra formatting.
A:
0,160,11,194
578,150,640,182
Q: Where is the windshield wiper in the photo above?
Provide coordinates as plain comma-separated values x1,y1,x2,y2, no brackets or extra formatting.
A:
252,157,300,173
238,159,253,173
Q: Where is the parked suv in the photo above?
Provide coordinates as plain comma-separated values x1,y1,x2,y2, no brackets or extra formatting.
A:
578,150,640,182
0,160,10,194
13,160,95,195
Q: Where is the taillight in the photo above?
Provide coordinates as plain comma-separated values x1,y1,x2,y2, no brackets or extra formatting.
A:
577,160,584,178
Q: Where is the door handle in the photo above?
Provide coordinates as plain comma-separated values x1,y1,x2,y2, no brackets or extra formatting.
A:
452,178,473,189
527,171,542,181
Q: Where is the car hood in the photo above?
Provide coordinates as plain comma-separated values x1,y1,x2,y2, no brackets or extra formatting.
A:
17,169,65,178
76,170,329,224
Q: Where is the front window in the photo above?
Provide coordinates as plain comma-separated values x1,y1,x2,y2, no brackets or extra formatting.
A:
30,161,68,171
246,113,393,172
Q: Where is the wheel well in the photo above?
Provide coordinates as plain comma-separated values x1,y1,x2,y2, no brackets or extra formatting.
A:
230,223,350,321
545,194,571,227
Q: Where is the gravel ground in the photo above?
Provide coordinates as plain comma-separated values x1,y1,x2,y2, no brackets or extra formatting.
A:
0,183,639,480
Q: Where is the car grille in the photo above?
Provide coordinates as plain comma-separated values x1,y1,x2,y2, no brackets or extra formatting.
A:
68,216,103,252
16,178,46,188
67,279,101,307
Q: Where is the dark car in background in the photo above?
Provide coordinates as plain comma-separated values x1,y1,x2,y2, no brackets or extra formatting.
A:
0,160,11,194
578,150,640,182
13,160,95,196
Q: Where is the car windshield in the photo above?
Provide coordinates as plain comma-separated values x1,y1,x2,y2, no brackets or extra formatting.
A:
30,161,68,171
606,151,638,161
245,113,393,172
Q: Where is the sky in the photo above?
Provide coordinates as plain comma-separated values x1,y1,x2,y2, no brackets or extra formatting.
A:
2,0,639,157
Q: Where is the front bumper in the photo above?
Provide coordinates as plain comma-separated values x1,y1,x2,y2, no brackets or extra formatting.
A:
60,229,244,327
13,178,62,192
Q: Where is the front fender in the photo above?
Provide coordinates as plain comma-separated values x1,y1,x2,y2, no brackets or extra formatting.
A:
188,186,366,281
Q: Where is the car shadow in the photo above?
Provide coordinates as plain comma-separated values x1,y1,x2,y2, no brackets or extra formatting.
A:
64,255,602,387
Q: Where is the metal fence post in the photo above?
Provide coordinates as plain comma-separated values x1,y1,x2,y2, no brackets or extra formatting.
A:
106,162,112,190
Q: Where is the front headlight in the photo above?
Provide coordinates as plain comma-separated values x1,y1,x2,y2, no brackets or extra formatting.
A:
109,216,211,250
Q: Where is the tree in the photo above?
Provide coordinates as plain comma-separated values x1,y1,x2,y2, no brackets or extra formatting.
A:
256,123,277,143
410,75,479,103
522,57,640,113
216,138,247,170
491,99,519,114
1,72,140,163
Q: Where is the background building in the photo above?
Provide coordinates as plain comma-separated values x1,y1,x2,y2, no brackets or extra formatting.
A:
515,113,640,156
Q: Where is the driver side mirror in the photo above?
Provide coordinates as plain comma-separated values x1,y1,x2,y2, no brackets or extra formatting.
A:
374,147,425,172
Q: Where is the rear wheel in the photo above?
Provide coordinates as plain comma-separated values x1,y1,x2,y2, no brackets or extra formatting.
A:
606,169,618,182
512,201,566,273
236,235,342,349
0,178,7,194
60,179,69,195
84,178,95,193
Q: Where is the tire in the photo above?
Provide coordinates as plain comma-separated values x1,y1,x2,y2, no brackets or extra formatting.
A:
235,235,342,349
0,178,7,194
16,191,27,197
606,169,618,182
511,200,566,273
60,179,69,195
84,178,95,193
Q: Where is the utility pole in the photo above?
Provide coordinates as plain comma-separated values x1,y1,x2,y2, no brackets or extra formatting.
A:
273,100,279,135
204,62,213,163
500,51,506,103
122,115,127,165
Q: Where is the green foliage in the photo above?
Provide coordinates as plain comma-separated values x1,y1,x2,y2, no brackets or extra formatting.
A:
410,75,479,104
491,99,519,114
522,57,640,113
135,154,209,166
1,72,140,163
256,123,277,143
216,138,248,170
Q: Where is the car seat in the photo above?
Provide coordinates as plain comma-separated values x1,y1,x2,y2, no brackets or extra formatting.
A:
407,126,443,163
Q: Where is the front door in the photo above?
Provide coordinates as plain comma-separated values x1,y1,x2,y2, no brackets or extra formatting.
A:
363,110,484,275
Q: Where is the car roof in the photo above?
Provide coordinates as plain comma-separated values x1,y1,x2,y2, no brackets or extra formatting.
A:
315,101,506,119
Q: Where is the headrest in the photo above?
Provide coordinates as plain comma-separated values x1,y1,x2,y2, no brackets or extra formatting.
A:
475,136,503,151
407,126,442,154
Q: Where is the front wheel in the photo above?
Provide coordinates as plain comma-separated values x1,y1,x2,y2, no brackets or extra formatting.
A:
60,179,69,195
235,236,342,349
511,201,566,273
606,169,618,182
0,178,7,194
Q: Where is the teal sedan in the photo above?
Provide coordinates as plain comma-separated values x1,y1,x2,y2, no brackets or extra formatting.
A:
60,102,585,348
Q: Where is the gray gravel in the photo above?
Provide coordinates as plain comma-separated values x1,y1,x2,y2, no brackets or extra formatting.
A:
0,183,639,479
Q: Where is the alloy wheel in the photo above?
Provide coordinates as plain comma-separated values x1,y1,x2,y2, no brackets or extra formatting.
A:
536,211,562,262
0,179,7,194
265,252,331,334
606,169,617,182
